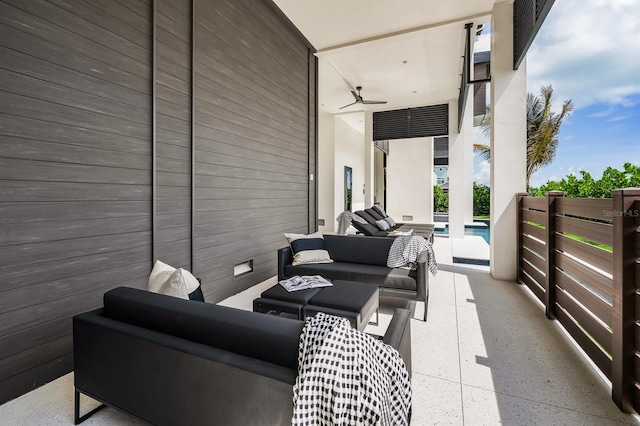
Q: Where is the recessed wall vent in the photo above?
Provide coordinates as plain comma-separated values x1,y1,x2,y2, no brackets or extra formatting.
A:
233,259,254,278
402,215,413,221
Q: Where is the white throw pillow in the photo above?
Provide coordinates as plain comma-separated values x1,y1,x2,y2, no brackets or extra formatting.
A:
376,219,391,231
384,217,397,227
148,260,200,300
284,231,333,266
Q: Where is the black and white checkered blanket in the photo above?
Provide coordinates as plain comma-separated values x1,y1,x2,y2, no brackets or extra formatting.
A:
387,234,438,275
292,313,411,425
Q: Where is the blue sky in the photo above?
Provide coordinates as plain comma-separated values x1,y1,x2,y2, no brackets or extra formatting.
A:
473,0,640,187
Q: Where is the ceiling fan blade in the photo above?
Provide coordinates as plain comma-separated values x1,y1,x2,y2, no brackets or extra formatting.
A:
361,100,387,105
339,101,359,109
350,90,359,100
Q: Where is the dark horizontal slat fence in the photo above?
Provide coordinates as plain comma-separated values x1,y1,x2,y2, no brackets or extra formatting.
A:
517,189,640,413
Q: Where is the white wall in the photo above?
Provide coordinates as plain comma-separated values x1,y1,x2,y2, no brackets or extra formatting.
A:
317,113,366,232
386,137,434,224
334,115,366,215
317,112,335,233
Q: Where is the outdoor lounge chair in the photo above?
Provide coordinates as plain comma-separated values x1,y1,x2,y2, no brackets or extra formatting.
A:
352,207,435,241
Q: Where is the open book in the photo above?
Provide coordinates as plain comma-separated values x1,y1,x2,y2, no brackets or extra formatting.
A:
279,275,333,292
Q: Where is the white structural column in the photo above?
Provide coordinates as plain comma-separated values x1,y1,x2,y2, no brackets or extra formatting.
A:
386,137,434,224
447,89,473,238
364,111,375,207
490,2,527,280
463,99,474,224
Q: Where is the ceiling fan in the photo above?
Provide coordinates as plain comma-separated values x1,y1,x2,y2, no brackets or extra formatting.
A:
339,86,387,109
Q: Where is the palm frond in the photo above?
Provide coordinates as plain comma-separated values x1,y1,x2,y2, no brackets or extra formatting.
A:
473,143,491,162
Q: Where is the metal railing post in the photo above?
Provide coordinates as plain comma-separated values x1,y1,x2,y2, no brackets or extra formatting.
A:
611,188,640,412
544,191,563,319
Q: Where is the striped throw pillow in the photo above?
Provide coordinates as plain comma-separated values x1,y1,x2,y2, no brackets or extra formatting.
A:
284,231,334,266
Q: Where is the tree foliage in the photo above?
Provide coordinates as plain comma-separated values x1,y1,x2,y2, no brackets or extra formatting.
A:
528,163,640,198
473,183,490,216
433,185,449,212
474,85,574,189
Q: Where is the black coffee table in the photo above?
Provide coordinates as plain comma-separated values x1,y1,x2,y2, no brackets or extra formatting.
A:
253,280,378,331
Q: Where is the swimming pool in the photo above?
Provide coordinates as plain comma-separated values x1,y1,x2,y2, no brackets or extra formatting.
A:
434,223,490,244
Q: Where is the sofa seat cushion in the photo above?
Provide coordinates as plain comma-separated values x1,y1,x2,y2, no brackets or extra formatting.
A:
103,287,303,369
284,262,417,292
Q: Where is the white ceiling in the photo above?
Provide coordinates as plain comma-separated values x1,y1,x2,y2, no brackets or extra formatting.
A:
273,0,495,116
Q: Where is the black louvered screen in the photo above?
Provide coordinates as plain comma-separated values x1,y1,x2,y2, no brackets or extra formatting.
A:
373,104,448,141
514,0,535,69
536,0,550,20
410,104,449,137
373,109,409,140
514,0,555,69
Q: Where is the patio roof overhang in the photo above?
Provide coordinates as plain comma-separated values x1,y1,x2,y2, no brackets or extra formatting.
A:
272,0,495,115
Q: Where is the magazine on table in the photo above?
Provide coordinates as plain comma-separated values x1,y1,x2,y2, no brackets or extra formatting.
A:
279,275,333,292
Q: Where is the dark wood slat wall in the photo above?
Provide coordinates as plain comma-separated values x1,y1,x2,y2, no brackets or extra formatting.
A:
155,0,193,269
308,51,318,232
193,0,313,302
0,0,316,404
0,0,153,404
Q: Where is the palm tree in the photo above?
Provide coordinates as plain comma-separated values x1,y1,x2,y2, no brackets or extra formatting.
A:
474,84,574,189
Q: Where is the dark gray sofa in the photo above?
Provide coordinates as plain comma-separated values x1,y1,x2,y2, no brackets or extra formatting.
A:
278,234,429,321
73,286,412,426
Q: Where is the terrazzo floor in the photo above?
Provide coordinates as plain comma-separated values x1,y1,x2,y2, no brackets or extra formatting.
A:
1,236,637,425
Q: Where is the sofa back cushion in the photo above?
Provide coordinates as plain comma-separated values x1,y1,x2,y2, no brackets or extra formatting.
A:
324,234,393,266
103,287,303,370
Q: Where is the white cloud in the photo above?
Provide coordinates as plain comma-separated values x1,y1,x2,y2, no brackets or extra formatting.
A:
607,115,632,122
527,0,640,111
529,172,553,188
474,160,491,185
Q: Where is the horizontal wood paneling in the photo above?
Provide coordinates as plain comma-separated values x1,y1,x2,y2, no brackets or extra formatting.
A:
555,287,612,354
193,0,311,301
556,233,612,275
556,252,612,303
557,197,612,222
521,196,545,210
522,221,545,241
155,0,192,269
556,215,613,248
0,0,316,405
556,271,612,329
0,0,152,404
522,233,545,257
522,209,546,226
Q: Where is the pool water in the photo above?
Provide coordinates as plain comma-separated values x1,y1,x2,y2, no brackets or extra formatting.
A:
434,223,490,244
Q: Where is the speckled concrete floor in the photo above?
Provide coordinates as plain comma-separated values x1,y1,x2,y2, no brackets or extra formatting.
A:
1,236,637,425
